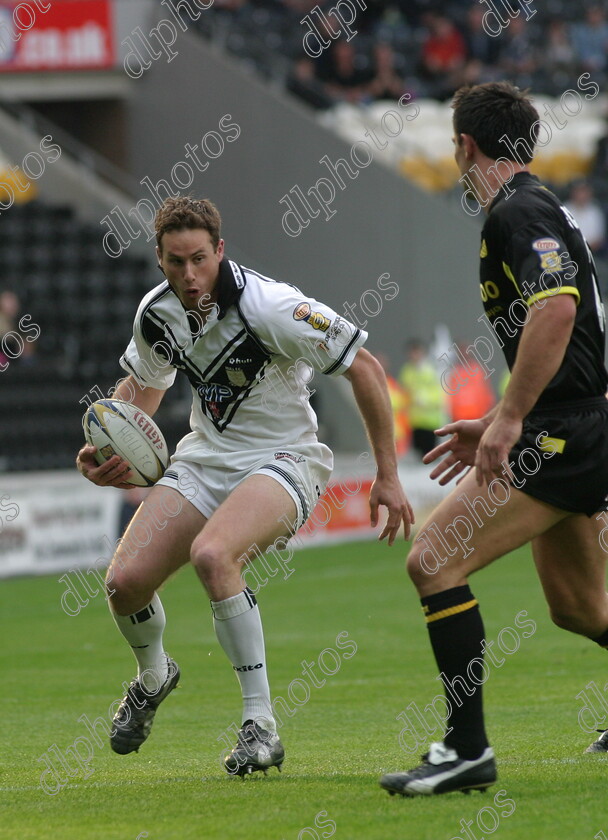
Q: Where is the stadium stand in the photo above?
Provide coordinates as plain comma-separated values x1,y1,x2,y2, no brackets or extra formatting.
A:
173,0,608,295
181,0,608,199
185,0,608,98
0,199,190,472
0,149,36,204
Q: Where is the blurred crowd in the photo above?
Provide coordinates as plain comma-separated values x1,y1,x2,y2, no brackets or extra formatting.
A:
209,1,608,105
206,1,608,265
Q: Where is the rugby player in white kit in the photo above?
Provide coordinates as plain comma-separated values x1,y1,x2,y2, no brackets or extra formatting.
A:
76,197,413,776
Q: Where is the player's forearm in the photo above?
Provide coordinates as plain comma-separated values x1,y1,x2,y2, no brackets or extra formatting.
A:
498,296,576,422
481,404,499,428
344,350,398,477
112,376,165,417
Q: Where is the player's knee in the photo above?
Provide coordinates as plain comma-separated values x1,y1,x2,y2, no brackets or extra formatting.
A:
549,608,572,631
190,538,231,586
549,604,594,635
406,544,444,592
105,563,143,604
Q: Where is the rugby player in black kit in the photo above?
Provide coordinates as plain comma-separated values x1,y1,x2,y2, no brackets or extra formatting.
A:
381,82,608,798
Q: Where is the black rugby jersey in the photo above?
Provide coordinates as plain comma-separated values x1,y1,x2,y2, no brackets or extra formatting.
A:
479,171,607,409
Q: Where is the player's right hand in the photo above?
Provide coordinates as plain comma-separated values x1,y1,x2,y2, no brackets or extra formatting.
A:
76,444,135,490
422,419,486,486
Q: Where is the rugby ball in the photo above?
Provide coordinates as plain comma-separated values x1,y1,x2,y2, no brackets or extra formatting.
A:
83,399,169,487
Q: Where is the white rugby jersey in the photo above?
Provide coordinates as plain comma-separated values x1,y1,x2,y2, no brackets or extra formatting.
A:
120,258,367,455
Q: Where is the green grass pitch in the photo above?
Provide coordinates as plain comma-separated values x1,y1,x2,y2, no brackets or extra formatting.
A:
2,538,607,839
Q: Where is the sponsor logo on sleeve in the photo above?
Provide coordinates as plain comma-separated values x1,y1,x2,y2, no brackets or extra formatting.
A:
539,251,562,272
308,311,330,331
532,238,560,252
293,302,311,320
532,238,563,273
325,316,347,342
317,316,351,351
292,302,330,331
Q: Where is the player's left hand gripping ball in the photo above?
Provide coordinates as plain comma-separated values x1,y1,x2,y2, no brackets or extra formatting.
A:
83,399,169,487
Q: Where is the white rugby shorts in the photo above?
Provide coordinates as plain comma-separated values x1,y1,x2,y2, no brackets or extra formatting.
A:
156,433,333,529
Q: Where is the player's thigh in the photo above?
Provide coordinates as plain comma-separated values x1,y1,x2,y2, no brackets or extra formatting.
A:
192,474,297,565
109,485,207,593
407,469,569,595
532,513,608,634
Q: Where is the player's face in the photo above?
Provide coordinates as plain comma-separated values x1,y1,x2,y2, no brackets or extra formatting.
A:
157,228,224,311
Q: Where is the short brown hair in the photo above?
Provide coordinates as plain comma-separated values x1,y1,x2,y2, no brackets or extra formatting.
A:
452,82,539,163
155,197,222,251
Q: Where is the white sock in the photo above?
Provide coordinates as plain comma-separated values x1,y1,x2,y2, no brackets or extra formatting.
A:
111,593,169,693
211,587,275,732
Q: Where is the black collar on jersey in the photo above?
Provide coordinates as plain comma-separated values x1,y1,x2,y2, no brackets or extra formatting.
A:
488,170,540,213
216,257,246,320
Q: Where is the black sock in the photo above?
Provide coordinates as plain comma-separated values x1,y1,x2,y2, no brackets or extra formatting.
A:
592,628,608,648
421,585,489,760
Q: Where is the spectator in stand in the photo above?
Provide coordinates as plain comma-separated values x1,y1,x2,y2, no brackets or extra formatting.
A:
287,57,334,110
368,41,409,101
565,179,607,255
591,113,608,204
419,10,467,100
0,290,36,369
446,343,495,423
0,290,18,334
351,0,387,34
496,15,537,90
463,4,500,69
456,58,492,89
544,18,577,87
398,338,447,458
210,0,245,11
396,0,440,28
316,39,374,105
283,0,320,11
570,5,608,78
